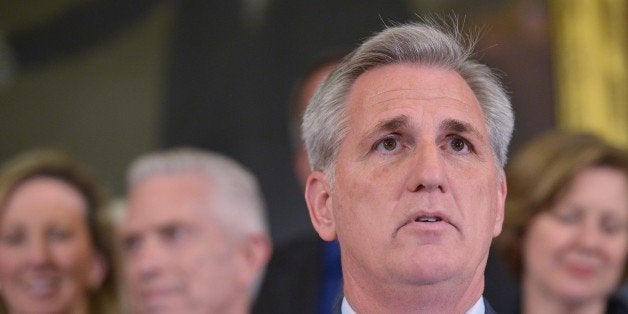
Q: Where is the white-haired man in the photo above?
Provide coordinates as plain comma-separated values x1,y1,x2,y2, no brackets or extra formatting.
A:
119,148,272,314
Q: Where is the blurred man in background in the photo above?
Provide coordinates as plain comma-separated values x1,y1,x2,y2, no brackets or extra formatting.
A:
119,148,271,313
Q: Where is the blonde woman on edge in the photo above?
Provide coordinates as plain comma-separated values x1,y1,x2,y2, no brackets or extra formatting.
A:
0,150,118,314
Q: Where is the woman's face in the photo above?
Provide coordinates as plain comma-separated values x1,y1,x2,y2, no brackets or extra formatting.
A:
523,166,628,304
0,176,105,313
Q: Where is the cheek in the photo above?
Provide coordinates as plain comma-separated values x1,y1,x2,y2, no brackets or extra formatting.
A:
337,161,404,206
606,237,628,267
52,241,97,278
523,221,563,266
453,176,500,232
0,254,20,278
190,237,236,274
190,248,242,300
333,179,388,236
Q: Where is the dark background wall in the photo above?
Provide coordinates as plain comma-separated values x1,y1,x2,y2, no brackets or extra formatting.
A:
0,0,554,245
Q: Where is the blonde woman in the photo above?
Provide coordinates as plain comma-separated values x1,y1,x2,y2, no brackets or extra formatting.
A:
0,150,118,314
497,131,628,314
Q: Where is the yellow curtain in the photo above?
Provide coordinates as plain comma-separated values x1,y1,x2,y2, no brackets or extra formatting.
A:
549,0,627,147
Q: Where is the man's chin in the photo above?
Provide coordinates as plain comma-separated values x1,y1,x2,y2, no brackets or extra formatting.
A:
389,258,460,286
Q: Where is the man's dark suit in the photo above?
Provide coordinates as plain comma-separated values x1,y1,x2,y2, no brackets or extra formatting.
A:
253,236,322,314
485,299,498,314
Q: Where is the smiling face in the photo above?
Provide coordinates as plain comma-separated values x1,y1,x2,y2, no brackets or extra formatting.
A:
0,177,104,313
306,63,506,307
121,173,251,314
523,166,628,304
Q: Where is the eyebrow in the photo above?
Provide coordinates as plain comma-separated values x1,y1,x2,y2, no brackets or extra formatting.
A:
439,119,482,138
370,116,481,137
375,115,409,133
357,115,409,154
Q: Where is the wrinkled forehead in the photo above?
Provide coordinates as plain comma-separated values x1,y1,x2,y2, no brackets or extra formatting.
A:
352,64,473,96
345,64,485,132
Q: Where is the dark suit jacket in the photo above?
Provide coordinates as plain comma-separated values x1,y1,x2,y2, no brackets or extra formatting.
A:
253,236,323,314
485,299,497,314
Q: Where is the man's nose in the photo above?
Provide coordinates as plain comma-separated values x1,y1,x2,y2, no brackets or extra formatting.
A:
133,237,167,282
406,140,446,193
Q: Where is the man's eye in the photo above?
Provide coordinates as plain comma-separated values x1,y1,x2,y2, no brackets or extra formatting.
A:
122,236,141,253
162,226,186,242
382,138,397,151
375,137,400,153
448,136,470,153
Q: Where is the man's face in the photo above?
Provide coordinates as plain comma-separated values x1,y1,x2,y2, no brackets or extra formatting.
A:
308,63,506,290
120,173,247,313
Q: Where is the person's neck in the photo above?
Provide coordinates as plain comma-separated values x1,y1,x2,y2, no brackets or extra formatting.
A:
343,267,484,313
523,277,607,314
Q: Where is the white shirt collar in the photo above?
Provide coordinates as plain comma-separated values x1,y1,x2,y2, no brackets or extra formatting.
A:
466,297,485,314
341,297,356,314
341,296,485,314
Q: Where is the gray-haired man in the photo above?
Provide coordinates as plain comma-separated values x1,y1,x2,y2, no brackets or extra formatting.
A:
303,20,513,313
119,149,272,314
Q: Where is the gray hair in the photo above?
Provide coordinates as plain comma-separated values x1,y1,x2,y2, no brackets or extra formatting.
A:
127,148,268,236
302,20,514,178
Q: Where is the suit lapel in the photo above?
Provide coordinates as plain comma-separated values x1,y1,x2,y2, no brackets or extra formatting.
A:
484,298,497,314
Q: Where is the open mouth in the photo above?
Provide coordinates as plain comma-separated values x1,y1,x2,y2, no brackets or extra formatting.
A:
395,211,455,235
414,215,443,223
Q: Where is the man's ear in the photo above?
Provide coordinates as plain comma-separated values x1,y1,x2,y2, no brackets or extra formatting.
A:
237,233,272,290
493,170,507,237
305,171,337,241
